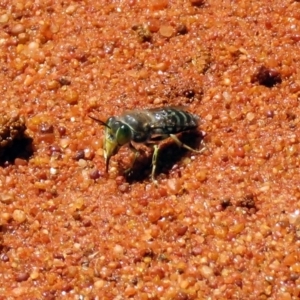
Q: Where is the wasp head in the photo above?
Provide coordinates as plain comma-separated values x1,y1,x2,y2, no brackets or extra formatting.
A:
89,115,132,171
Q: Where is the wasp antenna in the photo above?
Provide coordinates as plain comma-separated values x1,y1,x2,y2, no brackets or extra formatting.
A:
89,115,111,129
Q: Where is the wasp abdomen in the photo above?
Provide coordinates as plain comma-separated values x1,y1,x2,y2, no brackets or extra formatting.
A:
148,107,199,135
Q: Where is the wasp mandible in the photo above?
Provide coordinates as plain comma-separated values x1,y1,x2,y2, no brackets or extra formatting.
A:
89,107,205,181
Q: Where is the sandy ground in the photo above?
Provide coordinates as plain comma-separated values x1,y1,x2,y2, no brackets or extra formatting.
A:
0,0,300,299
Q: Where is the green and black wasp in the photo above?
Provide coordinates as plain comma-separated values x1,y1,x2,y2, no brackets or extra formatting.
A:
90,107,205,181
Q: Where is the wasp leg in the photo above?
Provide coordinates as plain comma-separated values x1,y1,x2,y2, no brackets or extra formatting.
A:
151,136,206,183
169,134,206,153
151,144,159,182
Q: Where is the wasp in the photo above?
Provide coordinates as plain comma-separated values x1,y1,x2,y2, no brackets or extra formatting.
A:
89,107,205,181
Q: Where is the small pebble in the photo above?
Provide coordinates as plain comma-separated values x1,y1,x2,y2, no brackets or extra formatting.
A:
12,210,27,223
11,24,25,36
159,25,174,38
15,272,30,282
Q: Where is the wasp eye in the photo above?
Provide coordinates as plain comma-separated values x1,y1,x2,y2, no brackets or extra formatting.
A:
116,124,131,145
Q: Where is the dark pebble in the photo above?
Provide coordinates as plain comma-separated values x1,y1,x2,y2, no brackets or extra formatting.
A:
39,123,54,134
15,272,30,282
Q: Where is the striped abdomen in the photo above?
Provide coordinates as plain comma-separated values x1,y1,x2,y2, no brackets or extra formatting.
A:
147,107,199,135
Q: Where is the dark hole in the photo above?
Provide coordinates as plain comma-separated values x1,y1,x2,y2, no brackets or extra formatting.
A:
0,136,33,166
251,66,282,87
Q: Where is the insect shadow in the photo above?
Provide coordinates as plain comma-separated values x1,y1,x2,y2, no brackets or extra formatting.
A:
0,135,34,166
124,130,205,183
